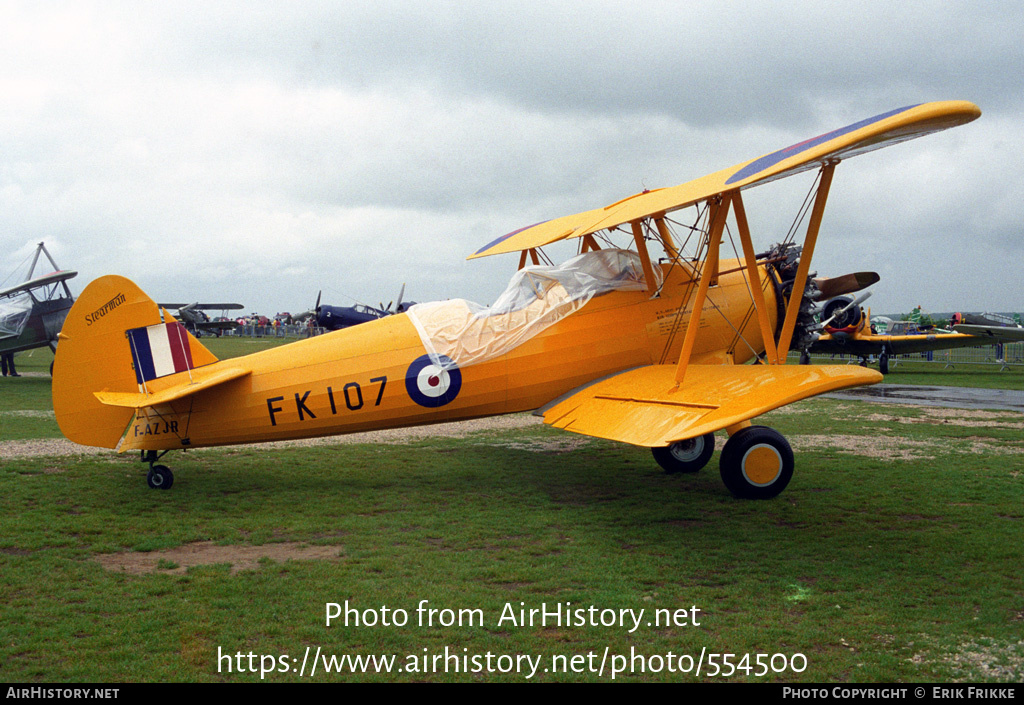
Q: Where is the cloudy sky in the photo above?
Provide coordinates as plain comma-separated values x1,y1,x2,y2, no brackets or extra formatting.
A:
1,1,1021,317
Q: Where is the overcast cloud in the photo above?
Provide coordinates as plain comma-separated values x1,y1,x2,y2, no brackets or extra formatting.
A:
1,1,1021,316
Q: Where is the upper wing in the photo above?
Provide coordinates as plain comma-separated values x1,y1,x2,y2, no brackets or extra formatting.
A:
539,363,880,447
470,101,980,259
0,270,77,299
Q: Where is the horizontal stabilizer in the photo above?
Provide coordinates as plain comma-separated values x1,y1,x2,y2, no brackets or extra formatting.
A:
95,366,251,409
541,364,881,447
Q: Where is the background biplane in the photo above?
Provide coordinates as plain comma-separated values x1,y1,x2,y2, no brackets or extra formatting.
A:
0,242,76,375
157,302,244,338
53,100,981,499
808,294,1023,372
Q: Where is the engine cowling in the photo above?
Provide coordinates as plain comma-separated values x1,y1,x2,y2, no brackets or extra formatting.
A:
821,296,865,333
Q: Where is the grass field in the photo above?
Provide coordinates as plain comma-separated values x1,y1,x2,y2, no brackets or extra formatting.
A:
1,337,1022,682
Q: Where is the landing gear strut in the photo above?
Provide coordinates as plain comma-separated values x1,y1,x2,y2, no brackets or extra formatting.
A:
142,450,174,490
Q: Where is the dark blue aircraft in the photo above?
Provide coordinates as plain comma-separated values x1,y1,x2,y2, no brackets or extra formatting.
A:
304,285,415,331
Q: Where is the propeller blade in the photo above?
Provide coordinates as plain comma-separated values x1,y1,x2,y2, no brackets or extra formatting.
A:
813,272,880,300
394,283,406,312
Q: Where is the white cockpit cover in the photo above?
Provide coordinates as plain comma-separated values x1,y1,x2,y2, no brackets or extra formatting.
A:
0,293,32,339
406,249,659,369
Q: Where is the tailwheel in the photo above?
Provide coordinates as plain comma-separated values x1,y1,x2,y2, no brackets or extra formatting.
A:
652,433,715,474
142,450,174,490
146,464,174,490
719,426,793,499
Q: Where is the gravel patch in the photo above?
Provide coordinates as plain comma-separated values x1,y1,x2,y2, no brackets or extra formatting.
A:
0,439,117,459
909,636,1024,682
789,434,938,461
94,541,344,575
790,433,1024,460
259,414,542,448
0,414,544,459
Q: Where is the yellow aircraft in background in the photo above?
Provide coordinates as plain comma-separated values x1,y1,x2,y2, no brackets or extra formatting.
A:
809,297,1021,373
53,101,981,499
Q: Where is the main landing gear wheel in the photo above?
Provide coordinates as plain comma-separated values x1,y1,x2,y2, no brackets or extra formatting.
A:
146,464,174,490
719,426,793,499
879,351,890,374
652,433,715,474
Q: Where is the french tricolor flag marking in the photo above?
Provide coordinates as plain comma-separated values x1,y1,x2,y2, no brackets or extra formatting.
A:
128,321,195,385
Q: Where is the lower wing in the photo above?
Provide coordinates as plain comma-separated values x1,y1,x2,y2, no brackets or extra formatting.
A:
813,332,994,356
952,324,1024,342
539,364,880,447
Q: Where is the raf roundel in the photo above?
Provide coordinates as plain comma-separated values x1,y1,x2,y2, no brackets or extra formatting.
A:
405,354,462,408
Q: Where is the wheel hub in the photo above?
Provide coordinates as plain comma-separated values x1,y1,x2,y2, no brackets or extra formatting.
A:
741,444,783,486
670,437,703,462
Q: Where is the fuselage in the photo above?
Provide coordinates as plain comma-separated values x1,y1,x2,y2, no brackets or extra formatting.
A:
0,297,73,355
122,259,780,451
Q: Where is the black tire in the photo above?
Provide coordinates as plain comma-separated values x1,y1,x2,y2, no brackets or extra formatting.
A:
652,433,715,474
147,465,174,490
719,426,793,499
879,352,889,374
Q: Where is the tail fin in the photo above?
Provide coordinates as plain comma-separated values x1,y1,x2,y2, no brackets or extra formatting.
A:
52,275,218,448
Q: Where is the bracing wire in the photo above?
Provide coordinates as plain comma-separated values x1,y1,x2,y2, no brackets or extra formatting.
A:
0,250,36,289
658,203,712,364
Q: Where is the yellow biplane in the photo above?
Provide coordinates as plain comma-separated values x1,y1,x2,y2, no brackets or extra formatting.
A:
53,100,980,498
